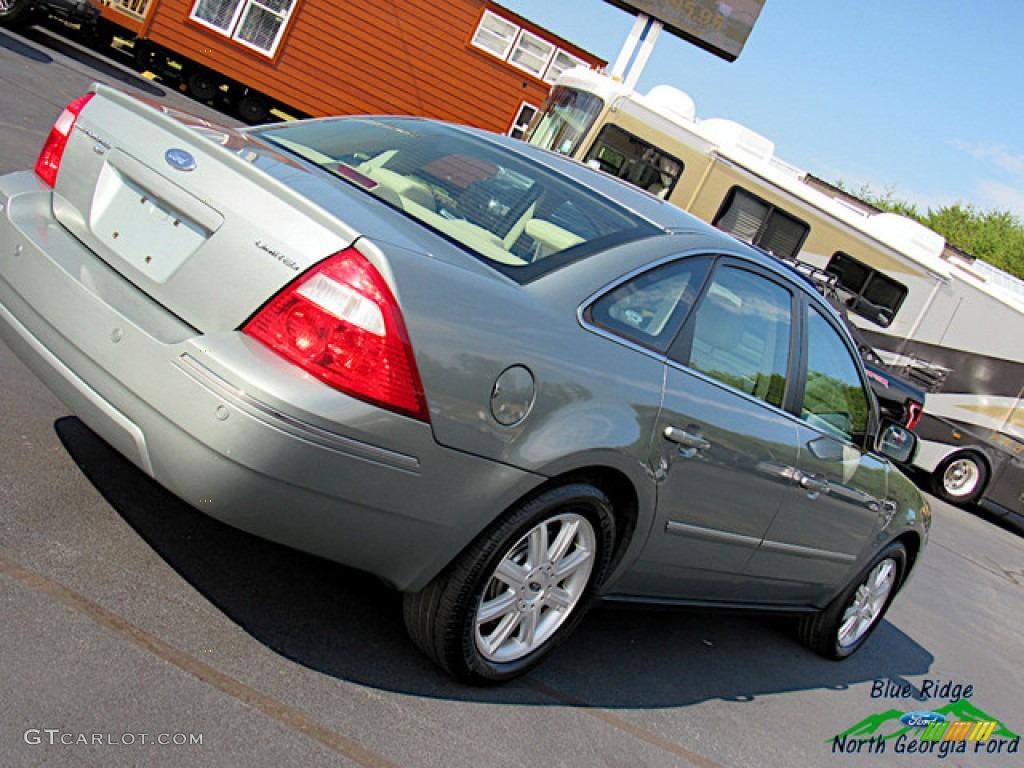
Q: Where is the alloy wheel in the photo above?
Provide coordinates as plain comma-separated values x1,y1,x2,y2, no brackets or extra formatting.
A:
474,512,596,663
837,557,897,649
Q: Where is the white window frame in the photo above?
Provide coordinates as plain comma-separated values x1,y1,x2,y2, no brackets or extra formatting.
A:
508,102,539,139
470,9,590,83
544,50,587,84
507,29,555,78
470,9,518,60
190,0,296,58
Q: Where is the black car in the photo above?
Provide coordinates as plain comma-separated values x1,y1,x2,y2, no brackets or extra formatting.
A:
768,255,925,432
0,0,100,28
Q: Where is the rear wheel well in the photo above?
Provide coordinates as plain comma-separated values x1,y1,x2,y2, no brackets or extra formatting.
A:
893,531,921,586
520,467,640,575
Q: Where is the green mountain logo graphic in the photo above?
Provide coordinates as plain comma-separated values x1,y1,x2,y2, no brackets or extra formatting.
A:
832,700,1020,742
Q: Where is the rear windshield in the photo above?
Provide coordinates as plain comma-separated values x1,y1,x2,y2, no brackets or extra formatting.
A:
255,117,659,280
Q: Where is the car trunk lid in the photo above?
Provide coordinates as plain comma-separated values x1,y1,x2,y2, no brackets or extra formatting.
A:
49,84,358,332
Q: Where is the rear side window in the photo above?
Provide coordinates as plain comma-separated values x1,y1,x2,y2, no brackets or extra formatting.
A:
587,256,711,352
714,187,809,260
675,265,793,408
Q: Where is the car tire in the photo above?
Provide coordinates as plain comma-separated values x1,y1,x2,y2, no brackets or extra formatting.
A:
0,0,33,26
931,452,988,505
403,483,616,684
797,541,907,660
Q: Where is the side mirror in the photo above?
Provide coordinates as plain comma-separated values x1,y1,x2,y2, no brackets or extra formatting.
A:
876,421,918,465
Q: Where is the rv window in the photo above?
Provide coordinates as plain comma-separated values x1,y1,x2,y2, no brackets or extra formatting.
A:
826,252,907,328
525,86,604,156
583,125,683,198
713,187,809,260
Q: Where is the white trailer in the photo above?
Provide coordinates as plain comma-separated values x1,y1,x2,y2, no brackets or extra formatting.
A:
524,68,1024,522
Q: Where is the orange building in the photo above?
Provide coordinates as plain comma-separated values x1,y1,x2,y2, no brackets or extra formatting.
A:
96,0,603,126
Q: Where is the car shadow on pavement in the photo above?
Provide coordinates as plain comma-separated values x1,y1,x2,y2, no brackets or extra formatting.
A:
2,24,164,97
55,416,934,708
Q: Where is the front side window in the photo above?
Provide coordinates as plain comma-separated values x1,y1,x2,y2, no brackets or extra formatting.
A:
677,266,792,407
713,187,809,260
191,0,296,57
256,117,659,280
584,124,683,198
525,86,604,157
587,256,711,352
826,252,907,327
802,306,870,443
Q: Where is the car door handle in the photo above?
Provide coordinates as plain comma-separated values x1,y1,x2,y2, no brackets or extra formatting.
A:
663,426,711,452
798,473,831,495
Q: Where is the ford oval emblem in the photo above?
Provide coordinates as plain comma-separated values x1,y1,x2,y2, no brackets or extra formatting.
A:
899,711,946,728
164,148,197,172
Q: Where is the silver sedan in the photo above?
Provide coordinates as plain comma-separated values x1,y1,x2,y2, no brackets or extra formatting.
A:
0,85,929,683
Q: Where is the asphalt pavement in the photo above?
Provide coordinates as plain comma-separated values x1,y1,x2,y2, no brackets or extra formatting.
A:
1,20,1022,768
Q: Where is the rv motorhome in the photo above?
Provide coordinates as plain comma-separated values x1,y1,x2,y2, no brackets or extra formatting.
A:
524,68,1024,524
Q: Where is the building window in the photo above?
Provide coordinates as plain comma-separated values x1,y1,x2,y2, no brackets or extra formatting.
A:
471,10,589,83
826,252,908,328
713,187,809,261
545,50,586,83
471,10,517,59
509,30,554,78
508,103,538,140
190,0,296,57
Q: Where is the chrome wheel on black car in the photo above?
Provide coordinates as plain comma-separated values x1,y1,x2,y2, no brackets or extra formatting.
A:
0,0,33,25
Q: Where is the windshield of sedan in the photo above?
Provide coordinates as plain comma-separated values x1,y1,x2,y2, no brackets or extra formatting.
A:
255,116,658,279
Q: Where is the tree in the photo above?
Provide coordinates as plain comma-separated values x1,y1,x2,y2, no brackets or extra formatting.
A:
834,182,1024,281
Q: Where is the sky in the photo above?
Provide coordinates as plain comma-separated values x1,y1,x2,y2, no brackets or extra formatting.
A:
501,0,1024,219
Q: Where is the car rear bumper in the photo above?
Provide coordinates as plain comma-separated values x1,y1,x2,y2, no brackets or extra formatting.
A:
0,172,541,591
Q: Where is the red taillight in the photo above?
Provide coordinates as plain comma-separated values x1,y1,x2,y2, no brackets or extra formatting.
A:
905,400,923,431
34,93,95,188
243,247,429,421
